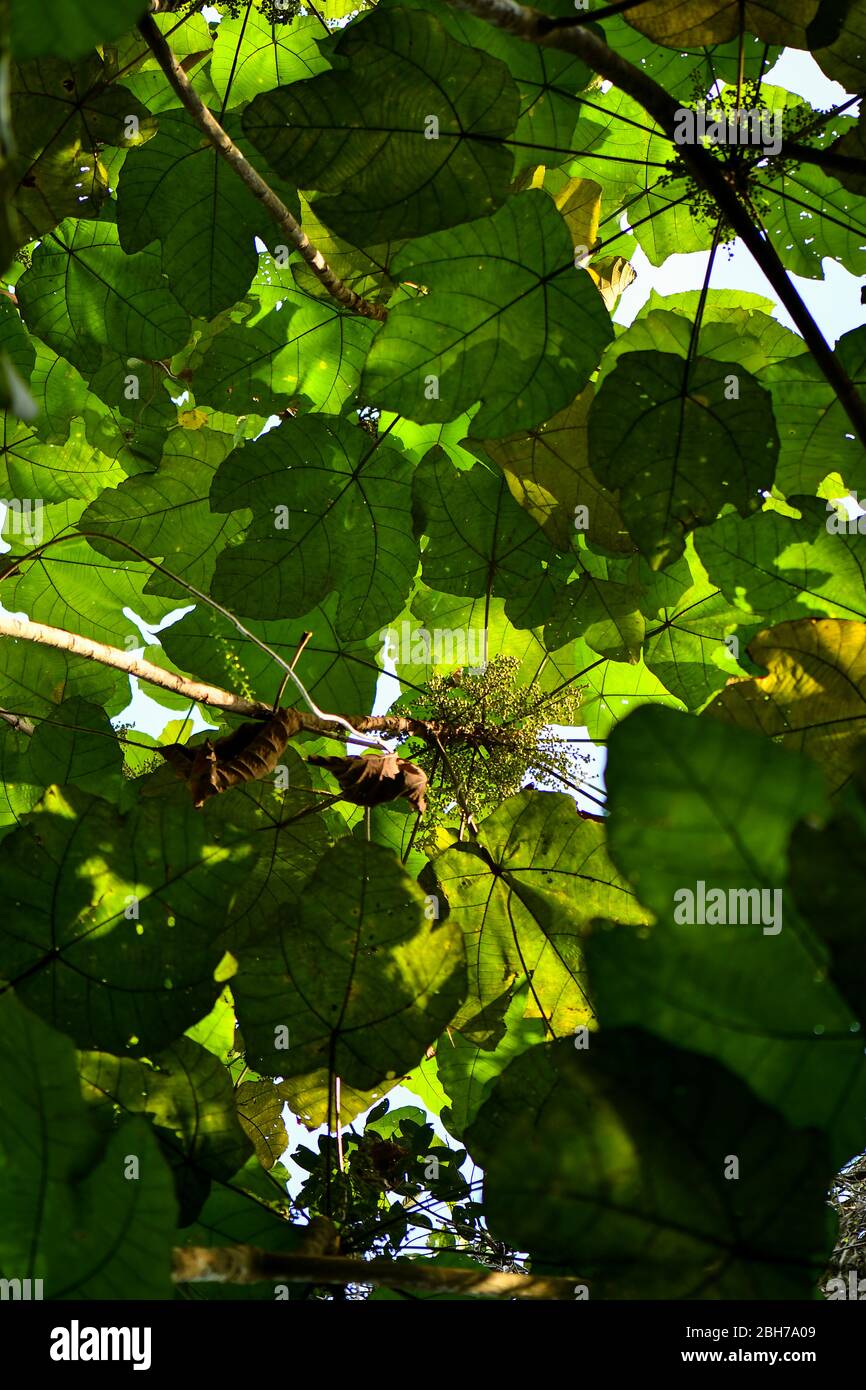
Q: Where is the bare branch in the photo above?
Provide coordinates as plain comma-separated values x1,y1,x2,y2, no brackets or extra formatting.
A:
171,1244,581,1298
0,708,35,735
137,12,387,322
0,612,474,741
0,611,274,720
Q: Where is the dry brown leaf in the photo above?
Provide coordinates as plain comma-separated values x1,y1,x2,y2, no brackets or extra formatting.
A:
306,752,428,814
161,707,301,807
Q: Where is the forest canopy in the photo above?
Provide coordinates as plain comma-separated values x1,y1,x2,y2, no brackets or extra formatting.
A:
1,0,865,1304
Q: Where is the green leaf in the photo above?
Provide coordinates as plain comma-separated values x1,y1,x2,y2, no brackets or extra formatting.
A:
626,0,819,47
16,217,191,376
391,0,593,170
242,6,520,243
695,497,866,624
29,695,123,800
586,706,866,1164
190,290,378,415
157,595,382,716
80,426,246,597
211,12,329,107
545,572,646,665
433,790,650,1037
79,1036,253,1187
0,632,127,723
477,387,633,553
438,978,545,1137
589,350,779,567
232,839,467,1090
467,1033,832,1297
1,415,122,502
3,500,169,641
815,0,866,91
9,56,154,242
413,447,554,602
0,993,176,1298
567,89,711,267
0,783,258,1053
116,111,301,317
760,328,866,495
789,767,866,1026
642,576,748,709
209,415,419,640
11,0,150,61
0,721,41,841
361,190,614,438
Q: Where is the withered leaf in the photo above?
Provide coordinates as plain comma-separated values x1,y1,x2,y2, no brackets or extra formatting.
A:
306,752,428,815
161,707,301,807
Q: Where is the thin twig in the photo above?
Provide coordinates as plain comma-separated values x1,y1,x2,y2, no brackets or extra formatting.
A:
273,629,313,711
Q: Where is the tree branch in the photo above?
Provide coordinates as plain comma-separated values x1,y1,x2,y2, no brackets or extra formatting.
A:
444,0,866,451
137,12,387,322
0,612,274,720
780,140,866,180
171,1244,581,1298
0,708,34,735
0,612,469,740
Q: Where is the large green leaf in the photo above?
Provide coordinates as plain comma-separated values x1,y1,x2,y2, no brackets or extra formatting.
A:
626,0,818,47
433,791,650,1038
0,993,176,1298
211,11,329,106
789,767,866,1025
566,89,709,267
390,0,593,171
589,350,780,568
438,978,545,1137
11,0,149,60
695,498,866,623
16,217,191,376
2,500,170,641
242,6,520,243
815,0,866,91
9,56,154,242
759,328,866,495
586,706,866,1164
78,1036,253,1189
412,448,554,601
28,695,123,800
232,838,467,1090
209,415,419,640
80,426,245,597
362,190,613,438
190,290,378,416
1,414,122,501
0,783,258,1054
157,595,382,717
467,1033,832,1298
116,110,301,317
478,386,633,554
